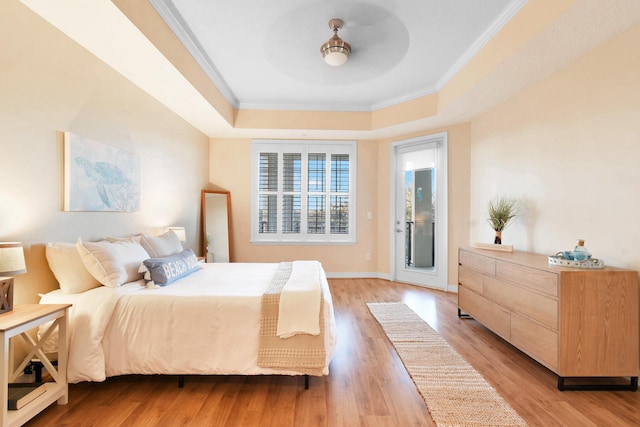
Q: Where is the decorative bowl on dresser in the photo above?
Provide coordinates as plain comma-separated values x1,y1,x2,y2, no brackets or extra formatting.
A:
457,246,639,391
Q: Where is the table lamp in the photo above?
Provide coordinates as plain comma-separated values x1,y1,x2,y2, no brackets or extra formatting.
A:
0,242,27,314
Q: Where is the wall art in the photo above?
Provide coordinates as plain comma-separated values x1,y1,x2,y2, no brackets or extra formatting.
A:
63,132,140,212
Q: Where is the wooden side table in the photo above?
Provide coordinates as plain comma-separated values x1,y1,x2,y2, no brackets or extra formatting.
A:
0,304,71,427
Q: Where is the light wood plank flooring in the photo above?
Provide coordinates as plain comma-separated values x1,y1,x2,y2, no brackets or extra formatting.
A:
25,278,640,426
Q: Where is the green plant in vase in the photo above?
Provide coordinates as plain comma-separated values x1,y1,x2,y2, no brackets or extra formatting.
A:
487,197,518,244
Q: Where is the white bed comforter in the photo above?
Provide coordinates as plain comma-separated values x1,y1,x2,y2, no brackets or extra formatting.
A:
39,262,336,383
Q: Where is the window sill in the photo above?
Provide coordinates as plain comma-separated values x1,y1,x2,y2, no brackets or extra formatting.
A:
250,240,356,245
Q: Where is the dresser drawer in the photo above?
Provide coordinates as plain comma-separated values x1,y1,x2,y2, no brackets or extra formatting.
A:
484,276,558,330
458,266,484,294
496,260,558,297
459,287,510,340
511,312,558,371
459,250,495,276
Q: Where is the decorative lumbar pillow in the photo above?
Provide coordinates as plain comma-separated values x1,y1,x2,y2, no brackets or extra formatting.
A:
45,242,101,294
139,231,183,258
140,249,200,287
76,237,150,288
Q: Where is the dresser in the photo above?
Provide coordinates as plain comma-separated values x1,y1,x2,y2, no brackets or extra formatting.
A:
457,247,639,390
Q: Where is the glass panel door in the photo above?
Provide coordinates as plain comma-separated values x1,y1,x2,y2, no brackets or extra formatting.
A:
392,134,448,289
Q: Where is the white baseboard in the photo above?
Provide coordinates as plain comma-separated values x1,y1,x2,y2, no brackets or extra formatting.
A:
325,271,458,294
325,271,391,280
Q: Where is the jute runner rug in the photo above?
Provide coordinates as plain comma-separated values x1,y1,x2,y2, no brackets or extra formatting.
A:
367,302,527,427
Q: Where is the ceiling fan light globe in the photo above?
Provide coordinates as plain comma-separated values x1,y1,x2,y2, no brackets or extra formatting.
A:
323,49,349,66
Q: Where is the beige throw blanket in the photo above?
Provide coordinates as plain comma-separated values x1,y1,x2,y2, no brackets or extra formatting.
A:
277,260,322,338
258,262,326,376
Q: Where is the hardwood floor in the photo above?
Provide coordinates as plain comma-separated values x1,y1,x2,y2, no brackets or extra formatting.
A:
25,278,640,426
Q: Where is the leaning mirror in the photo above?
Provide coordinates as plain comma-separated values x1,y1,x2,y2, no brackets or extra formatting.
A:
201,190,232,262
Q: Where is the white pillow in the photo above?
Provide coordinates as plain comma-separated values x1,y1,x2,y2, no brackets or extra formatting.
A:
139,231,183,258
76,237,149,287
106,234,142,243
45,242,101,294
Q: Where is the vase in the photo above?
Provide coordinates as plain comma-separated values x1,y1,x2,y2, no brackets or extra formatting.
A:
494,231,502,245
573,239,590,261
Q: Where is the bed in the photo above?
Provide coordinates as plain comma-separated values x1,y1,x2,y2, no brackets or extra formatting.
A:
38,233,337,385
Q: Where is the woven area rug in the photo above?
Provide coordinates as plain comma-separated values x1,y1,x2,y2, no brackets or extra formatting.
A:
367,302,527,427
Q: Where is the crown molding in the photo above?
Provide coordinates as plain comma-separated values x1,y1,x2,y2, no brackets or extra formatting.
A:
150,0,239,109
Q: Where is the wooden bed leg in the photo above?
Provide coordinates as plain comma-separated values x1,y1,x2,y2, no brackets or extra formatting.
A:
304,374,309,390
178,375,184,388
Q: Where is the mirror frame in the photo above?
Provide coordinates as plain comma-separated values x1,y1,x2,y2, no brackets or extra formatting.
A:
200,190,232,262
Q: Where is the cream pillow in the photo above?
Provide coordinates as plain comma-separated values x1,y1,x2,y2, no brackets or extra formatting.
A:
106,234,142,244
76,237,149,287
139,231,183,258
45,242,101,293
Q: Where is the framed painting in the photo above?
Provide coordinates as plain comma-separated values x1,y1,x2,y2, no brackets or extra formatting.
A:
63,132,140,212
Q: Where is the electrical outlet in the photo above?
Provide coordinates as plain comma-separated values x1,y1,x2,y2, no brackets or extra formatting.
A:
365,253,371,261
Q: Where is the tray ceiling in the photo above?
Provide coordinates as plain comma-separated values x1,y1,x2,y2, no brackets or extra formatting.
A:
151,0,523,112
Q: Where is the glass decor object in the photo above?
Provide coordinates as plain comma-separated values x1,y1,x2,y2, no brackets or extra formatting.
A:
573,239,591,261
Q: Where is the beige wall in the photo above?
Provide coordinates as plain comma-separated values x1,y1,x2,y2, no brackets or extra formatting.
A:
376,124,471,286
0,1,209,302
207,21,640,285
210,124,471,284
209,139,381,275
9,0,635,297
469,22,640,272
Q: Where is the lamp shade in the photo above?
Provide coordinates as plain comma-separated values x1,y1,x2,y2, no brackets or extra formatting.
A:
0,242,26,276
166,227,187,243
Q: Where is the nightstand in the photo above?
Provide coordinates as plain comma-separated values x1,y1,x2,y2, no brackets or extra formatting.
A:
0,304,71,427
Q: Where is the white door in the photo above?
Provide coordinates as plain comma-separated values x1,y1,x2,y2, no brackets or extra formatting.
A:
390,133,448,290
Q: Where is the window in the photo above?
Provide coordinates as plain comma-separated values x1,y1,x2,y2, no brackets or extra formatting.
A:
252,140,356,243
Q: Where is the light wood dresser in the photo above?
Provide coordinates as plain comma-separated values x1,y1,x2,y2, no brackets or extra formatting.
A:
457,246,639,390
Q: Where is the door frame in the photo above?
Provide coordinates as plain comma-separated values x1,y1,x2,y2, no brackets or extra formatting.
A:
389,132,448,290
